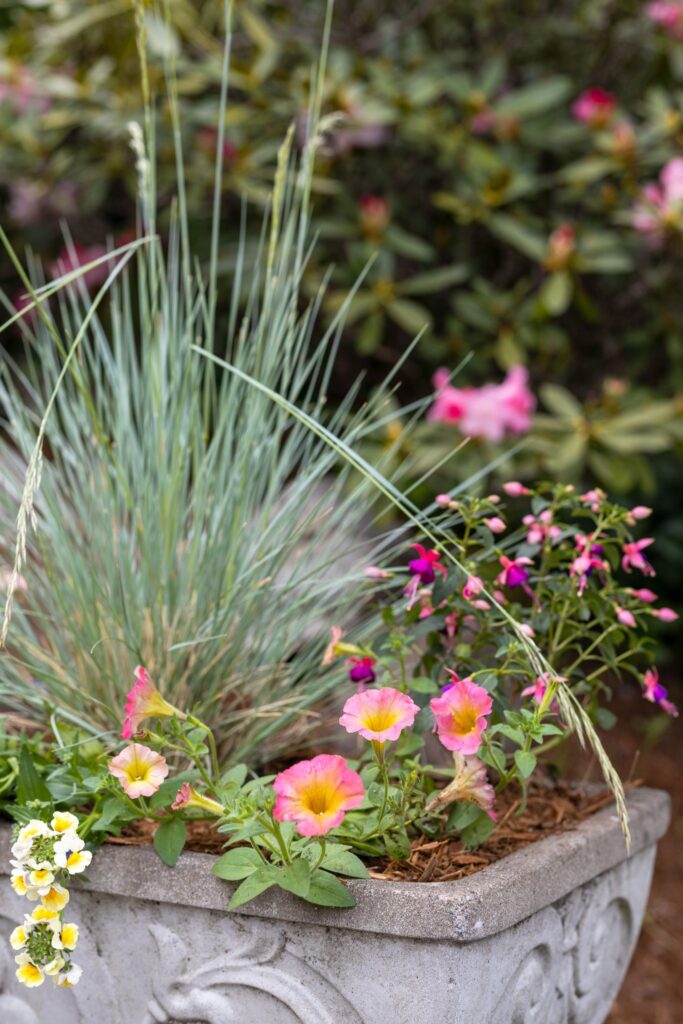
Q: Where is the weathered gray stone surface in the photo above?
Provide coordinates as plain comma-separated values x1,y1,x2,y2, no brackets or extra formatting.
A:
0,787,670,1023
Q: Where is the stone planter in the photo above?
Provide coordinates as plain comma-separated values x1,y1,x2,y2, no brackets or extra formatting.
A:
0,787,670,1024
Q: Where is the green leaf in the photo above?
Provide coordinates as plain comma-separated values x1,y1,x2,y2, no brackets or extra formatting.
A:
220,764,248,790
459,810,496,849
386,298,433,334
496,76,572,118
400,265,468,296
321,846,369,878
539,271,572,316
213,846,263,881
307,869,356,908
384,829,412,861
446,802,481,831
408,676,439,694
277,859,312,899
153,817,187,867
150,771,197,809
17,745,51,804
539,383,583,418
228,868,277,910
487,214,546,261
514,750,537,779
595,708,617,730
91,796,131,832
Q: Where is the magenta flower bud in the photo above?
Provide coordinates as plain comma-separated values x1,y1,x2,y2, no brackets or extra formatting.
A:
630,506,652,520
347,657,377,687
502,481,530,496
435,494,451,507
651,607,679,622
484,516,506,534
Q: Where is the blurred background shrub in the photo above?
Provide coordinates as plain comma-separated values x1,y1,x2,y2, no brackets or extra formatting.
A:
1,0,682,619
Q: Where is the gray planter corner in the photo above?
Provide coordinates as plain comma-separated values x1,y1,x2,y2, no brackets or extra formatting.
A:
0,786,670,1024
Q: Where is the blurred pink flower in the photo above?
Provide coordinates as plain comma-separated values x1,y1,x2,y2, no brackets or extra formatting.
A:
502,481,531,496
621,538,655,576
615,606,636,628
0,65,50,115
544,223,576,271
522,509,561,546
430,675,493,755
51,243,109,289
628,588,657,603
484,516,506,534
363,566,391,579
347,656,377,689
642,668,678,717
571,88,616,128
650,607,679,622
633,158,683,242
359,195,390,238
648,2,683,38
428,367,535,443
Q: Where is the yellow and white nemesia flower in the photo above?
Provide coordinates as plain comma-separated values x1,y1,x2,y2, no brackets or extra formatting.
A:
53,833,92,875
15,953,45,988
40,883,70,913
50,812,80,835
56,963,82,987
52,922,79,952
9,924,28,950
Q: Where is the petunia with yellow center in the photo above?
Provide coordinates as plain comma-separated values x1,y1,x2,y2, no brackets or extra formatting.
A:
273,754,365,837
41,884,70,913
449,705,479,739
10,925,28,950
15,955,44,988
339,688,419,744
107,742,169,799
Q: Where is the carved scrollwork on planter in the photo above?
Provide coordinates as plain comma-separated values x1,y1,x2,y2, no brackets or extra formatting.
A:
143,922,364,1024
567,894,634,1023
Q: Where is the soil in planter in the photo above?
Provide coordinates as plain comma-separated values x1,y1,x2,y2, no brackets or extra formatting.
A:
106,780,615,882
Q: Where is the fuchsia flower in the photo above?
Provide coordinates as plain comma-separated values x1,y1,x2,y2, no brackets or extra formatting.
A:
579,489,605,512
363,566,391,580
426,753,497,821
108,743,169,798
522,509,561,546
273,754,365,836
572,88,617,128
642,668,678,717
496,556,537,605
629,506,652,521
404,544,447,608
628,588,657,603
462,576,484,601
484,516,506,534
570,535,608,596
650,607,679,622
121,666,184,739
340,688,419,744
0,65,50,115
648,1,683,38
430,674,493,754
502,481,531,497
621,538,655,576
633,158,683,243
615,606,636,628
347,656,377,688
428,367,535,443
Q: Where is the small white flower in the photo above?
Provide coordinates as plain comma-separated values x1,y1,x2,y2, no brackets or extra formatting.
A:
9,924,28,950
56,962,82,987
54,834,91,874
44,956,66,976
28,863,55,894
50,811,79,835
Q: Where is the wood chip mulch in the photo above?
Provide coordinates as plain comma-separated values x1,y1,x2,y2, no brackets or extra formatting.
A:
105,780,621,883
367,781,617,883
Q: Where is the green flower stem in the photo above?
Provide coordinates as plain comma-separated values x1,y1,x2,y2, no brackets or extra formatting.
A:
188,715,221,790
264,815,292,865
313,837,327,870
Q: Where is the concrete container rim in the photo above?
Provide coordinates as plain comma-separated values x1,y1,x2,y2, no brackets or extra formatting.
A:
0,786,670,941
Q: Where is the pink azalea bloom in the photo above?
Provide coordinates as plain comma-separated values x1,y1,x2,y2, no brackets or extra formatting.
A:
648,1,683,38
502,481,531,496
572,88,617,128
428,366,534,442
363,566,391,579
430,675,493,754
650,607,679,622
642,668,679,717
426,753,497,821
615,606,636,628
628,588,657,603
347,656,377,688
51,243,109,289
340,687,419,743
621,538,655,576
633,159,683,243
484,516,506,534
462,575,484,600
121,666,184,739
108,743,169,799
273,754,365,837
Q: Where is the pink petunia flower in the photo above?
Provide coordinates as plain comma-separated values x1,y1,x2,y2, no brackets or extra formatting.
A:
572,88,617,128
340,687,419,744
430,675,493,754
108,743,169,798
621,538,655,576
121,666,185,739
347,656,377,689
642,668,679,717
648,1,683,38
428,367,535,443
273,754,365,836
426,752,497,821
171,783,224,815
